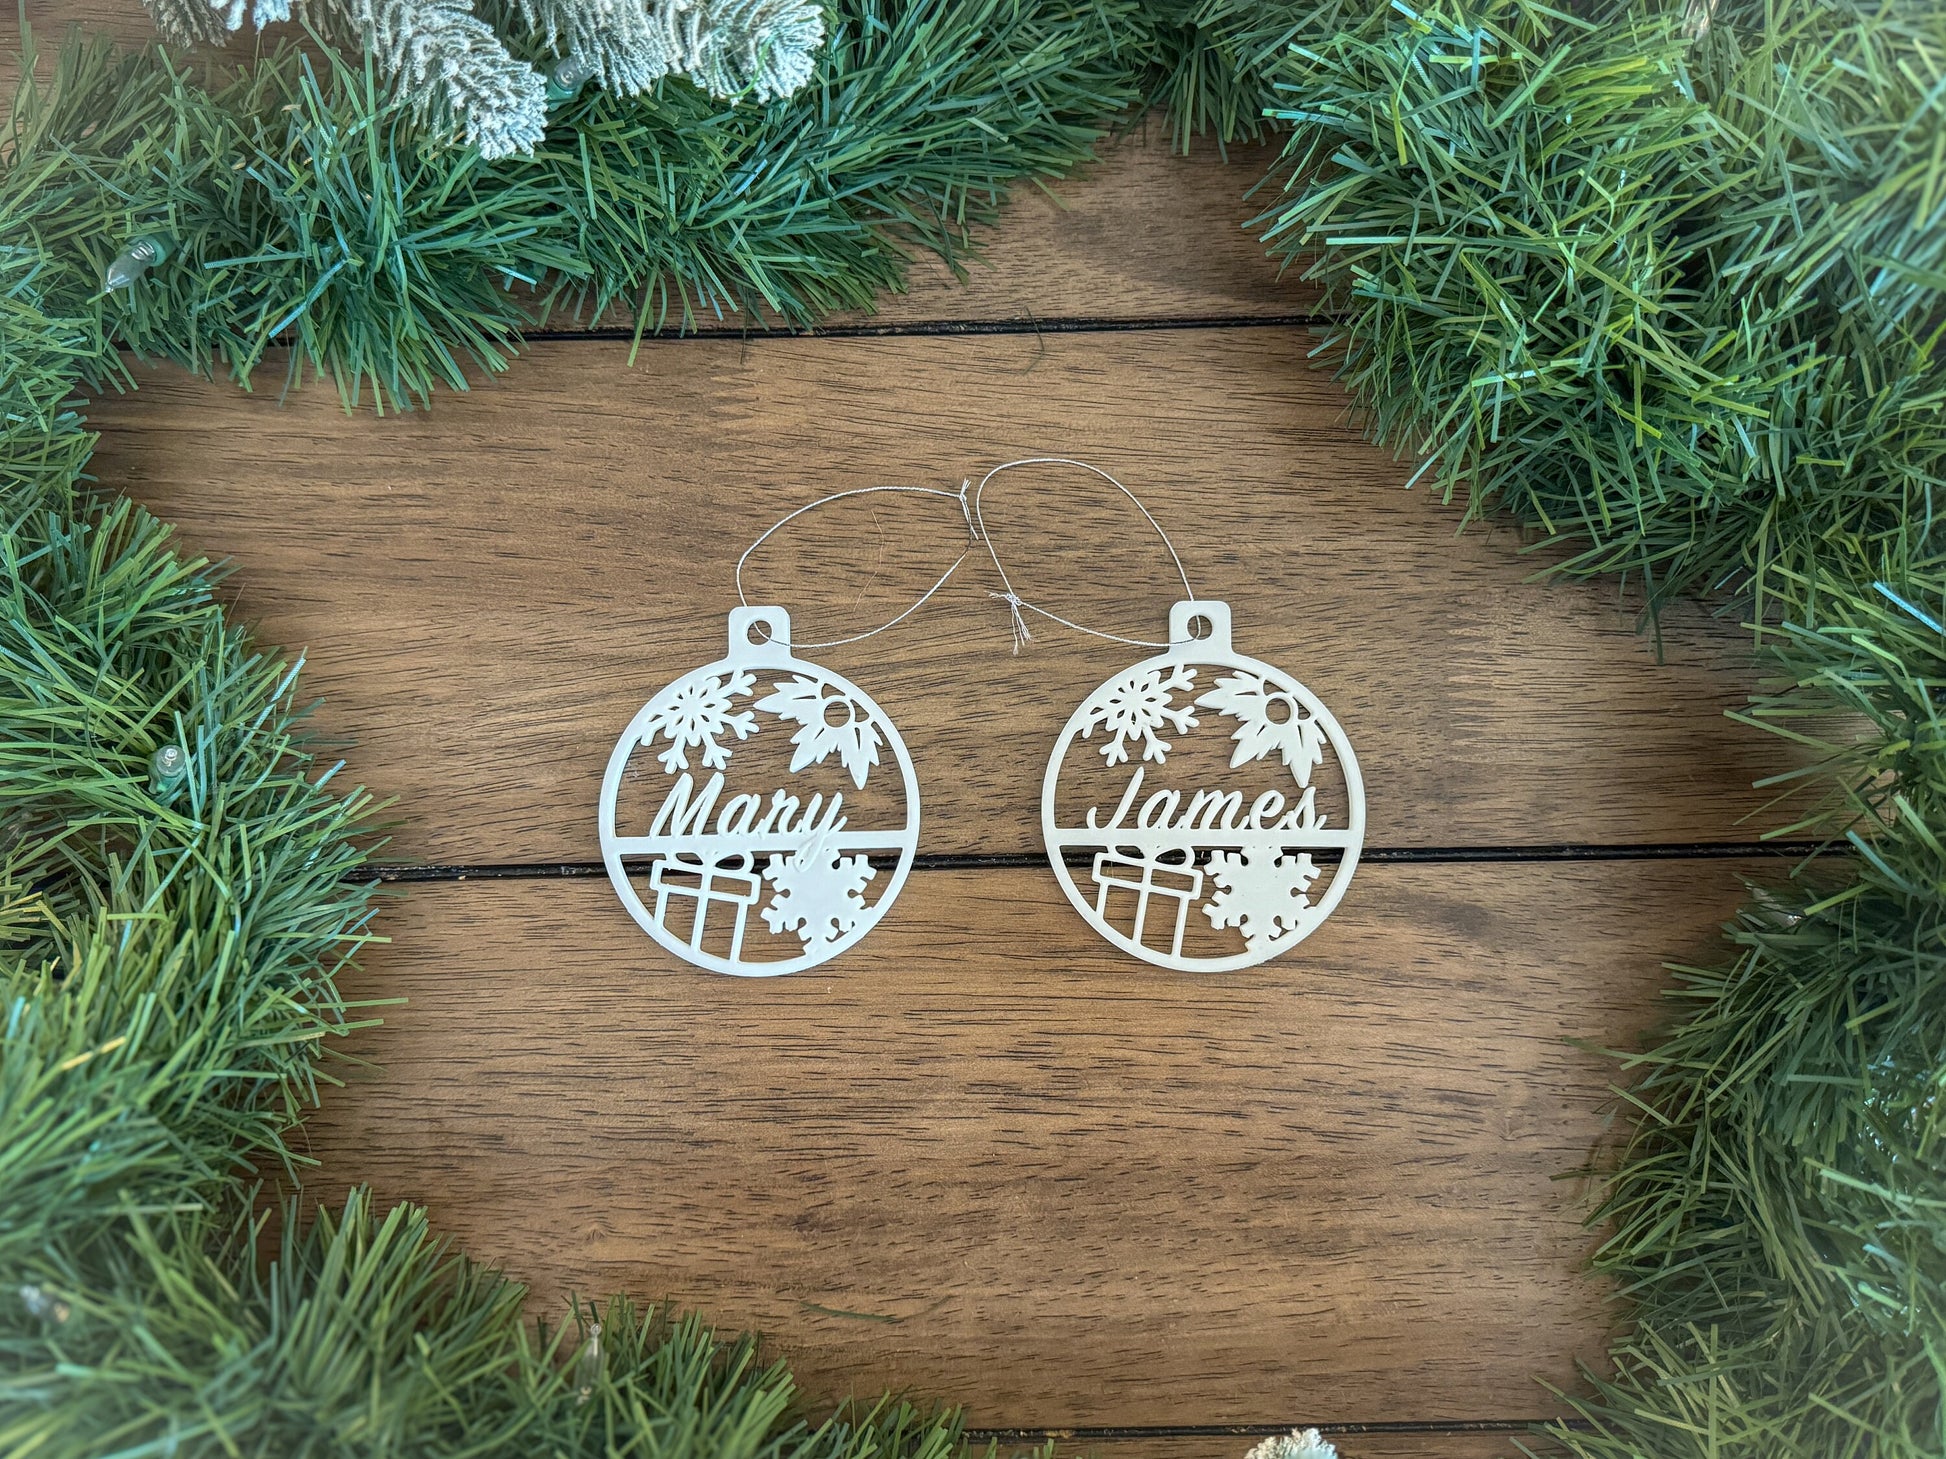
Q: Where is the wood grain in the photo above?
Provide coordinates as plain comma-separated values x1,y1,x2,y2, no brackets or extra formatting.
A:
834,120,1296,328
300,860,1751,1427
3,0,1299,324
7,0,151,51
95,331,1786,865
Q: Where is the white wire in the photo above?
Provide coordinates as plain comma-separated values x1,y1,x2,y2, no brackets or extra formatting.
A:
969,457,1200,653
734,461,1201,655
735,484,973,650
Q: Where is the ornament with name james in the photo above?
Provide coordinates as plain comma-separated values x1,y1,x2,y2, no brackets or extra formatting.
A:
1041,600,1364,971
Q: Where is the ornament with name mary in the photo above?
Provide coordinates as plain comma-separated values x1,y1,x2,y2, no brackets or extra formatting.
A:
600,607,920,975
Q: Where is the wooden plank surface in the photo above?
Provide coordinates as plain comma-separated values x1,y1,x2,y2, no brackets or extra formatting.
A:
4,0,1297,325
7,0,151,51
820,121,1295,329
96,332,1784,865
302,861,1750,1427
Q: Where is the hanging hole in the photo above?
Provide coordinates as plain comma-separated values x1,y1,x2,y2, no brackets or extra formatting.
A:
1168,599,1230,653
728,606,792,658
1265,695,1295,725
821,697,852,728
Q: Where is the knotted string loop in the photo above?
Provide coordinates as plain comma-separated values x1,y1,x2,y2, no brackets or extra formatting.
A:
969,457,1200,654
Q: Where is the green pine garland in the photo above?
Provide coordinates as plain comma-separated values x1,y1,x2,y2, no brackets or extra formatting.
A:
2,0,1942,1455
5,0,1146,409
1244,0,1945,1452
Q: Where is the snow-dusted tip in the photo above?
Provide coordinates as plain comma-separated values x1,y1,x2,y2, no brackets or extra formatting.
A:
682,0,825,103
1243,1431,1338,1459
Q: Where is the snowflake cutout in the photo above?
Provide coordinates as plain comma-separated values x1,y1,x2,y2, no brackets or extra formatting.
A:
1204,850,1320,950
761,839,877,947
755,676,883,788
1195,672,1326,785
1080,663,1198,766
643,668,758,774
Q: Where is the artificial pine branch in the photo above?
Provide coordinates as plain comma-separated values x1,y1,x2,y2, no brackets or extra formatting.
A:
1254,0,1946,614
1556,569,1946,1457
1246,1,1945,1453
0,256,97,512
0,434,970,1459
1137,1,1375,152
1,1,1143,409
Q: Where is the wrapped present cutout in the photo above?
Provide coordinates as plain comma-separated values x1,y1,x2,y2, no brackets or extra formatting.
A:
1091,846,1205,958
651,852,762,960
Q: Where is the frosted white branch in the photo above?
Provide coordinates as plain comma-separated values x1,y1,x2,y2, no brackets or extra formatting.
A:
331,0,551,157
1243,1431,1338,1459
663,0,825,103
151,0,828,155
141,0,232,47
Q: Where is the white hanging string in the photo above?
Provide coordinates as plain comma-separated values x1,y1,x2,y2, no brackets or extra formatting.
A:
970,457,1200,654
735,483,974,650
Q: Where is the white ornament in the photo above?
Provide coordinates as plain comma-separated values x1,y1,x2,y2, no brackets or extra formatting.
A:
599,607,918,976
1041,601,1364,971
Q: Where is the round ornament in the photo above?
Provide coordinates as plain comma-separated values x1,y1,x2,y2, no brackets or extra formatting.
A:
1041,600,1364,971
599,607,919,976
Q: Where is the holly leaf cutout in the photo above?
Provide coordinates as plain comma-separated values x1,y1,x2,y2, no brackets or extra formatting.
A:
1194,672,1326,785
755,675,883,788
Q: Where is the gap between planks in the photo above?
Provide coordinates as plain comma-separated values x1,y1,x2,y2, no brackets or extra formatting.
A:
522,315,1329,343
974,1423,1562,1459
95,329,1795,866
365,841,1822,883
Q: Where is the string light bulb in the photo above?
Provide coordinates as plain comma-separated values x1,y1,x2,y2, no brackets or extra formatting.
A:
545,54,598,102
150,744,188,795
20,1285,70,1324
104,235,173,291
574,1319,603,1403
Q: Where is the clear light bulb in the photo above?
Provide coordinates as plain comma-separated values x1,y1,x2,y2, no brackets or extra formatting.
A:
20,1284,70,1324
574,1320,603,1402
546,54,598,102
150,744,188,794
104,235,173,291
